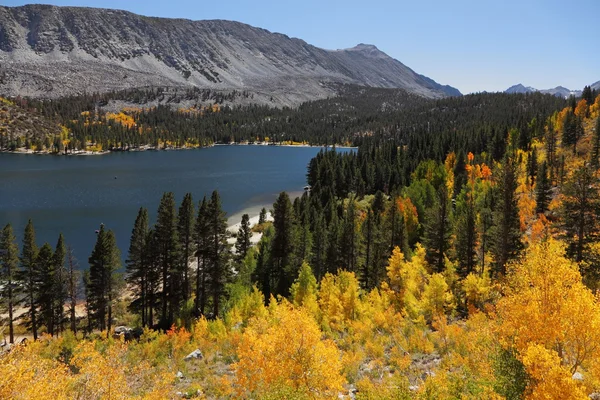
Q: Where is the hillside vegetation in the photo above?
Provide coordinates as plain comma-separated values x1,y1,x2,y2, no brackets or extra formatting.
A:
2,89,600,399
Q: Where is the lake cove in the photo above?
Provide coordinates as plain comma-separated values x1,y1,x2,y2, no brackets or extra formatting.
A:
0,145,353,267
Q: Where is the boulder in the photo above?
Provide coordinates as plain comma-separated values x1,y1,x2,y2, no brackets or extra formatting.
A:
184,349,203,361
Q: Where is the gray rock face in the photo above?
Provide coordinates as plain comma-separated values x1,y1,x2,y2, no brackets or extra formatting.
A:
0,4,460,105
505,83,585,98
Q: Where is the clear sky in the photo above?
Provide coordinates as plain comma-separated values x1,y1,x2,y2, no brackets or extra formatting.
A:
3,0,599,94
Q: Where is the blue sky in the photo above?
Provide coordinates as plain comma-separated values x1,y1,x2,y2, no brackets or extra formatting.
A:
4,0,599,94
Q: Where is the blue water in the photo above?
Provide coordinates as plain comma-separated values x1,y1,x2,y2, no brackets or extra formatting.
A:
0,146,350,268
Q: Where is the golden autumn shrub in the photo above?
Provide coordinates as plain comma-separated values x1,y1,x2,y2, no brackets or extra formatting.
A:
234,301,345,398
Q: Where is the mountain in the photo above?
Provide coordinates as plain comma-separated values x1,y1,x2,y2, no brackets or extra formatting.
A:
0,5,460,106
505,84,536,94
505,83,584,98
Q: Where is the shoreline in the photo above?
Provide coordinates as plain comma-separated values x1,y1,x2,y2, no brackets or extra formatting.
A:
0,143,357,156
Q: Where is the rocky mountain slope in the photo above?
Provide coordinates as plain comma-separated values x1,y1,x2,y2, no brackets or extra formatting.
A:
0,4,460,106
505,83,589,98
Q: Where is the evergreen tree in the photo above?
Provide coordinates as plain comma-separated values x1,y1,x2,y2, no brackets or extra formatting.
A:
66,246,80,334
258,207,267,225
19,219,39,340
561,166,600,266
453,150,467,198
424,185,452,273
155,192,179,327
52,234,67,335
535,161,551,214
0,224,19,344
385,195,407,255
271,192,296,296
527,147,538,186
309,213,327,281
545,121,558,184
194,197,210,316
207,190,230,317
87,225,121,334
454,187,477,278
254,225,275,301
178,193,195,302
339,197,361,273
235,214,252,264
490,155,522,276
126,207,149,326
37,243,56,336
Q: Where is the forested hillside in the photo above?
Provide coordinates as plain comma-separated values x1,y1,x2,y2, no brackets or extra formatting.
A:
1,85,566,152
2,88,600,399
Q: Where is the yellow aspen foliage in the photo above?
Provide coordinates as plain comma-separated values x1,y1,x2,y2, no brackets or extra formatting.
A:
517,181,536,231
496,239,600,384
462,272,493,313
0,343,74,400
291,261,319,317
386,244,428,320
574,99,589,120
421,273,455,322
318,270,361,331
590,94,600,119
225,285,268,328
234,302,345,398
521,344,587,400
71,341,130,399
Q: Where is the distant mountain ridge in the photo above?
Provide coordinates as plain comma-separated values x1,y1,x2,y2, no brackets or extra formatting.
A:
505,82,600,98
0,4,461,106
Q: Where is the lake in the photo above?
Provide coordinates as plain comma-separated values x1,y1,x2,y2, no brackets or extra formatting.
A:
0,145,351,268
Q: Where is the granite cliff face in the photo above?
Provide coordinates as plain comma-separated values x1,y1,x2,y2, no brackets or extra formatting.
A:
0,4,460,105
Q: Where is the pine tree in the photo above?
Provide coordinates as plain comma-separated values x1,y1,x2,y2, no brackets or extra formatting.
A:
126,207,149,326
561,165,600,265
424,185,452,273
546,121,558,184
490,155,522,276
87,225,121,334
155,192,179,327
0,224,19,344
272,192,296,296
535,161,551,214
527,147,538,186
178,193,195,302
52,234,67,336
258,207,267,225
37,243,56,336
66,246,80,334
453,150,467,198
454,187,477,278
19,219,39,340
207,190,230,317
235,214,252,264
194,197,210,316
339,197,361,274
309,213,327,281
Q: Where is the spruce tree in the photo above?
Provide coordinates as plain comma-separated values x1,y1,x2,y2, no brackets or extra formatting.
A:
258,207,267,225
53,234,67,335
490,155,522,276
535,161,551,214
207,190,230,317
37,243,56,336
272,192,296,296
19,219,39,340
561,165,600,265
527,147,538,186
87,225,121,334
339,197,361,274
454,187,477,278
194,197,210,316
178,193,195,302
66,246,80,334
235,214,252,264
309,213,327,281
424,185,452,273
155,192,179,327
0,224,19,344
126,207,149,326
